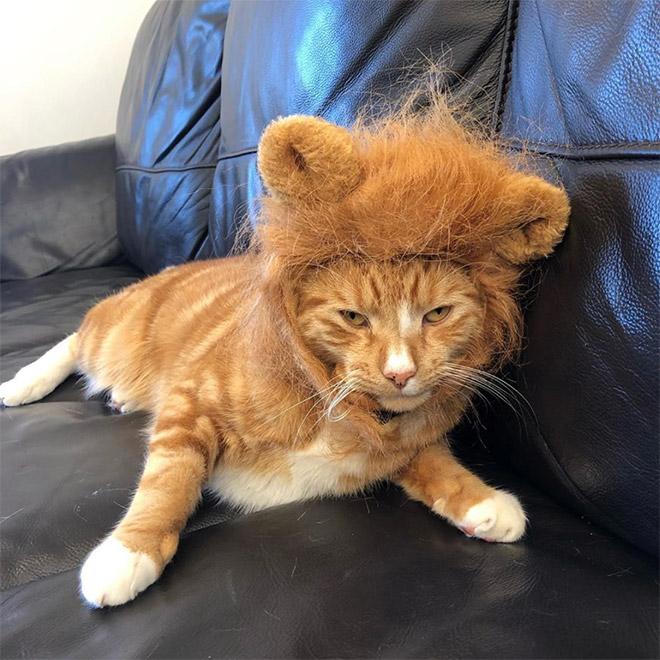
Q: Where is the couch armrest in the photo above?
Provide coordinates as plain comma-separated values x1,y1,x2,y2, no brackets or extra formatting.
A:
1,135,122,281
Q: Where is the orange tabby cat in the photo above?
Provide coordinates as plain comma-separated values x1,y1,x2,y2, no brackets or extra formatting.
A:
0,92,570,607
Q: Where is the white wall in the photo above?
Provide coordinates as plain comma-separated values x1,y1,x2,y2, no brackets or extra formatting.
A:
0,0,156,155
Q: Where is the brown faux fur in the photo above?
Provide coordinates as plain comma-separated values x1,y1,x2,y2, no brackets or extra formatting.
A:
257,102,569,268
254,96,569,429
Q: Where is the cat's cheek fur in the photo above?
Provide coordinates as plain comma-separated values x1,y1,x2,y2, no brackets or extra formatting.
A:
436,490,527,543
79,537,159,608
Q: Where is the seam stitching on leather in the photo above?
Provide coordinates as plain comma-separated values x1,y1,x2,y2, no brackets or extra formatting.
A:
216,147,258,161
115,148,258,175
506,146,660,161
514,140,660,150
115,164,217,174
115,140,657,177
492,0,519,134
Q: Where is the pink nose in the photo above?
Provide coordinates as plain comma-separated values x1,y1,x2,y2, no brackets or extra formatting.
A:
383,369,416,389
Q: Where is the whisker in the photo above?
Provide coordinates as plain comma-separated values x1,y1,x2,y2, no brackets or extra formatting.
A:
327,384,355,421
294,392,330,441
440,364,532,436
326,372,360,422
254,373,347,429
448,364,538,425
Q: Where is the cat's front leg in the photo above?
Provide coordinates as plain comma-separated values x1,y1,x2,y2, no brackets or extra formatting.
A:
395,443,526,542
80,393,220,607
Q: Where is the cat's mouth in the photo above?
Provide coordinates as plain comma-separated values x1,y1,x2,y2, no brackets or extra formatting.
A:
335,372,433,413
376,390,431,412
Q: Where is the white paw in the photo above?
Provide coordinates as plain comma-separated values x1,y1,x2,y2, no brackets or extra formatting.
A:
0,367,50,407
1,336,76,407
79,537,159,608
456,490,527,543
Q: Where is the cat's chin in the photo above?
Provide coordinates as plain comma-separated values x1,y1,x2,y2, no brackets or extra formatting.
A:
376,391,430,413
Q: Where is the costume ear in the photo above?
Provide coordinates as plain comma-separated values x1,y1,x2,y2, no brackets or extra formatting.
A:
494,173,571,264
257,115,362,202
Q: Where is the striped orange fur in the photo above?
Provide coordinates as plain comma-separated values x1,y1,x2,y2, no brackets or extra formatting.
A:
0,88,569,606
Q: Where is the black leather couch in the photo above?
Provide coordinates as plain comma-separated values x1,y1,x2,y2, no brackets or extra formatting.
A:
1,1,658,658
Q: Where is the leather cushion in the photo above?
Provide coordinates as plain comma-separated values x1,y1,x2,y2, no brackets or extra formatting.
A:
1,137,120,282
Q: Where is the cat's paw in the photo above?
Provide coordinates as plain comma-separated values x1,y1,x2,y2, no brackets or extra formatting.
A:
108,398,134,414
80,537,159,607
454,490,526,543
0,367,46,407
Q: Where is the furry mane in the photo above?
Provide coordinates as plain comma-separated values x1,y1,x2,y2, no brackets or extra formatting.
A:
255,86,570,272
246,83,571,433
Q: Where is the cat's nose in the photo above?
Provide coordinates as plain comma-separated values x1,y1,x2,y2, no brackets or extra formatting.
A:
382,350,416,389
383,368,416,389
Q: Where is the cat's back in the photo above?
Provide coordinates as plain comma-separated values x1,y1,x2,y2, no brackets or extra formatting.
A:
76,255,255,408
127,255,250,300
80,255,252,332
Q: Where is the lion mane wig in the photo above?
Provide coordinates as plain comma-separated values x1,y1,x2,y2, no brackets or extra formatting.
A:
250,91,570,431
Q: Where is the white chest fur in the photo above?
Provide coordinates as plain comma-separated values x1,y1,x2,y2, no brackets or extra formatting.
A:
207,432,368,512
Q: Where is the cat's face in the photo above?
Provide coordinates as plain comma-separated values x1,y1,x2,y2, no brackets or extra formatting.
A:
296,258,485,412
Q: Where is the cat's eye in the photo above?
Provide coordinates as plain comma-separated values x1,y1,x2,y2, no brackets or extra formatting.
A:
340,310,369,327
423,306,452,324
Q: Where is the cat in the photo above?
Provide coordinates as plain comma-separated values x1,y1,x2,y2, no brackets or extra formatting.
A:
0,91,570,608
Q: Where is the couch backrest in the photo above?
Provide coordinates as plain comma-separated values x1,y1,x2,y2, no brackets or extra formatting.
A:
116,0,512,270
115,0,659,554
491,0,659,556
116,0,230,273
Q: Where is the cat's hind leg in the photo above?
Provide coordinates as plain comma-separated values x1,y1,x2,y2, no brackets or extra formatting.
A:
107,389,138,414
0,334,78,406
396,443,526,543
80,387,220,607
